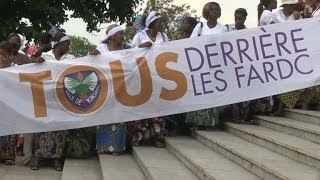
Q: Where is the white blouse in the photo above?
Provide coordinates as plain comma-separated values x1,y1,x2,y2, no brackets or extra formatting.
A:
96,43,110,55
225,24,247,32
271,8,300,23
41,50,75,61
190,21,228,37
259,10,273,26
131,30,169,48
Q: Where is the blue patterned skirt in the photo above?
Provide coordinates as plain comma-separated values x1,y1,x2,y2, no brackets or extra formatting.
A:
96,123,127,154
185,108,219,127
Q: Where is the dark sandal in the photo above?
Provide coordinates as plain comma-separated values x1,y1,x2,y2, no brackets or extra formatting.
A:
54,159,62,171
154,140,165,148
112,152,120,156
4,159,15,165
30,157,39,170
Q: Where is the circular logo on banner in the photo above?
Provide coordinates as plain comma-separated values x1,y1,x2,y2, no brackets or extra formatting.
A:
55,65,109,116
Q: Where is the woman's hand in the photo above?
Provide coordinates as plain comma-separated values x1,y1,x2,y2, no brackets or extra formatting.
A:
90,49,101,56
138,42,153,48
32,57,45,63
293,11,301,20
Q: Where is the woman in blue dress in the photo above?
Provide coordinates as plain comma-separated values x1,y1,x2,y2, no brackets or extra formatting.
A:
92,24,128,155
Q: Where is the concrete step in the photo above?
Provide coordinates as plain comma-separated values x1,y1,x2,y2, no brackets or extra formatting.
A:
225,122,320,169
62,158,101,180
195,130,320,180
2,156,62,180
132,146,199,180
99,154,145,180
285,109,320,125
166,137,261,180
256,115,320,144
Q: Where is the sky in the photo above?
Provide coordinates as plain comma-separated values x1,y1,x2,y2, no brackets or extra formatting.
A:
61,0,258,45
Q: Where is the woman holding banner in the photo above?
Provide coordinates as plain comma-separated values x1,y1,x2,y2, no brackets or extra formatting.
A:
190,2,227,38
226,8,248,31
186,2,226,130
165,16,198,136
224,8,256,124
30,32,74,171
0,41,16,165
92,24,128,155
258,0,278,26
268,0,319,114
128,11,168,148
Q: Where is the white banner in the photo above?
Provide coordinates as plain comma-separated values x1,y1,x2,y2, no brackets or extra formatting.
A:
1,18,320,135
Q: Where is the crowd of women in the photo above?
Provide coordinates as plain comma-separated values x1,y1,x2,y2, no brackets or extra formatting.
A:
0,0,320,171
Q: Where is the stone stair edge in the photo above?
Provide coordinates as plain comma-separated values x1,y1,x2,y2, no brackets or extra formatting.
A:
255,115,320,135
165,139,214,180
132,147,153,180
285,108,320,117
195,131,284,178
225,122,320,162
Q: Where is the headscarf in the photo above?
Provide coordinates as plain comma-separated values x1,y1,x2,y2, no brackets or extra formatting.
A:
133,15,146,31
145,11,161,30
51,35,69,48
101,25,123,43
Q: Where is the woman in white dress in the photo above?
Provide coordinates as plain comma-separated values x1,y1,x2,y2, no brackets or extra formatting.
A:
226,8,248,32
190,2,227,38
129,11,168,148
131,11,168,48
258,0,278,26
271,0,301,23
186,2,227,130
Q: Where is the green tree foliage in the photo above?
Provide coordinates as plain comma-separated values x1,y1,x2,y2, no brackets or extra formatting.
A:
68,36,95,58
0,0,142,41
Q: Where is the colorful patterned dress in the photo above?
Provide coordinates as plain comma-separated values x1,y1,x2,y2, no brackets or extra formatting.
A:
251,98,273,115
33,131,66,159
128,117,166,146
278,90,305,109
66,128,96,158
185,108,219,128
0,135,16,164
96,123,127,154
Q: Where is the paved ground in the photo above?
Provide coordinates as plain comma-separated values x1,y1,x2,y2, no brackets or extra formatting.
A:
0,156,62,180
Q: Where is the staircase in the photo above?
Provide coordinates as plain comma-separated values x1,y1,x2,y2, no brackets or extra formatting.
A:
4,109,320,179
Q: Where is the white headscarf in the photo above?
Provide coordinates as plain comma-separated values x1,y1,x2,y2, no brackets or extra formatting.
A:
145,11,161,30
51,35,69,48
105,25,123,40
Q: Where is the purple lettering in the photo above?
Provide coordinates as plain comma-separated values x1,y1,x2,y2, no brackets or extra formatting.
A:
275,32,291,56
252,36,260,61
205,43,221,69
262,62,278,82
259,34,275,59
291,28,307,53
200,72,214,94
191,75,202,96
248,65,265,86
276,59,293,79
221,41,237,66
235,66,245,88
214,70,227,92
294,54,313,75
237,39,253,63
185,47,204,72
